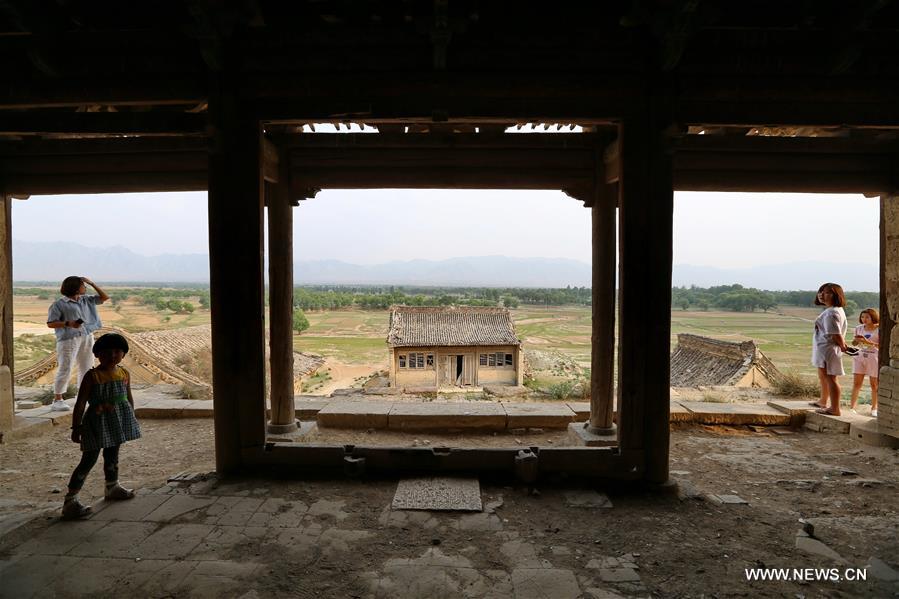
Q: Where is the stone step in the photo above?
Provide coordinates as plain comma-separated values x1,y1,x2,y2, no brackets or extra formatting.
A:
388,402,507,432
767,399,820,427
677,401,791,426
849,418,899,448
804,410,871,434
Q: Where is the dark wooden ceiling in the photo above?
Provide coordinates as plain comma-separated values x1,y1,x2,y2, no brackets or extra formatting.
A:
1,1,899,197
2,1,898,117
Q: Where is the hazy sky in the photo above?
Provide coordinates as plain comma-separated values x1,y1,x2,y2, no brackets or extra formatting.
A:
10,190,879,267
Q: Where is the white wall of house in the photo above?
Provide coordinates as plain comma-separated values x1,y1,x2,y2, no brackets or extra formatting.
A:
390,345,519,388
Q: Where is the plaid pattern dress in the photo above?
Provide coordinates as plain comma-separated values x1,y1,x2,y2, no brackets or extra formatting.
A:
79,366,142,451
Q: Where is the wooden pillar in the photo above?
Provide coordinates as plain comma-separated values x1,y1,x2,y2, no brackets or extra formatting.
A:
208,66,267,474
266,142,297,433
615,108,674,485
588,177,617,434
0,192,13,433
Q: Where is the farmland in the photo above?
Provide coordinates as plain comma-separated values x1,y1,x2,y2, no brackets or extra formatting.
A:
12,287,844,384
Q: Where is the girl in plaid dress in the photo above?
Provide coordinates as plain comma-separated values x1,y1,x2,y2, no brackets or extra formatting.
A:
63,333,142,519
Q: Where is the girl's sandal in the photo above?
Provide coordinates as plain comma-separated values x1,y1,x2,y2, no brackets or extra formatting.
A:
105,485,136,501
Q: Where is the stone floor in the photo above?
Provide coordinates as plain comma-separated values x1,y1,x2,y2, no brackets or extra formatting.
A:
2,462,898,599
0,475,643,599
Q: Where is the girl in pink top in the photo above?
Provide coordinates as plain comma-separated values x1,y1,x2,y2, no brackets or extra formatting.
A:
849,308,880,417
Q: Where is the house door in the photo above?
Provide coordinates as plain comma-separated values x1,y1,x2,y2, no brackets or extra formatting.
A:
461,354,475,386
440,355,454,386
441,354,475,386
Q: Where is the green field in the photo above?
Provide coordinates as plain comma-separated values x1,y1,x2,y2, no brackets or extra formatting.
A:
288,304,832,378
13,291,865,396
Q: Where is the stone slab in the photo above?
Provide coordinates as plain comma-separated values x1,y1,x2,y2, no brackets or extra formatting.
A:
804,410,869,434
363,387,402,395
566,402,591,422
317,400,393,429
403,386,439,394
392,477,482,511
179,401,215,417
483,385,529,398
294,397,331,419
795,531,847,564
767,399,819,415
502,402,575,428
14,400,42,410
678,401,790,426
388,401,506,431
849,418,899,448
134,399,189,418
511,568,581,599
0,415,53,443
21,404,74,426
669,401,694,423
767,399,818,427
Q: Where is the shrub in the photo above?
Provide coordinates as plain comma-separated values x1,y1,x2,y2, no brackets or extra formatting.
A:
174,349,213,383
547,380,575,400
772,371,820,397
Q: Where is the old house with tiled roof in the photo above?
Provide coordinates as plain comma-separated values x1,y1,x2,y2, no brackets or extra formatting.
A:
669,334,782,388
387,306,523,389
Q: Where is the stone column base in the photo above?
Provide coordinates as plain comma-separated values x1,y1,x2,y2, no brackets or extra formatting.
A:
567,421,617,447
266,420,299,434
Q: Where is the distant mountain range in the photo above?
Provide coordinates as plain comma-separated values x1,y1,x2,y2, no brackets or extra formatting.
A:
11,240,878,291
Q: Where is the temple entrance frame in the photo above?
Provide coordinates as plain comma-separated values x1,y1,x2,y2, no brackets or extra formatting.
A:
1,105,895,485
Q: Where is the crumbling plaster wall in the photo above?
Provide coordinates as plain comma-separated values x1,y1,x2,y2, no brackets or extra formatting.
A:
878,195,899,438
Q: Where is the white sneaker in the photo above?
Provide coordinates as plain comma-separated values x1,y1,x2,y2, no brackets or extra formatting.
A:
50,399,71,412
850,409,857,414
871,410,878,418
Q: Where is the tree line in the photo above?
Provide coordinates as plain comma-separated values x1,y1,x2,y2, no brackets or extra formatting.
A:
672,285,879,316
292,285,591,311
15,283,880,317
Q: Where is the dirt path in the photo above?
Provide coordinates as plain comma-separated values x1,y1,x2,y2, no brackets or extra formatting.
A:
314,359,380,396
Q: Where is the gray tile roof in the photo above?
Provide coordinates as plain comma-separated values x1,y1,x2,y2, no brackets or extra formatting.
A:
387,306,520,348
670,334,782,387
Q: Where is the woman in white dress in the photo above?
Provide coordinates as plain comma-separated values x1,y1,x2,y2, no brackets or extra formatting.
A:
849,308,880,417
810,282,849,415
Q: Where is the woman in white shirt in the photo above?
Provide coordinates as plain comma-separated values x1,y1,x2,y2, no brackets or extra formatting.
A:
849,308,880,417
810,282,849,416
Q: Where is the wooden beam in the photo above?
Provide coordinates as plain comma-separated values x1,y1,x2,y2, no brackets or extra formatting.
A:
208,68,266,474
673,134,896,194
242,443,642,479
0,112,208,135
0,172,207,195
0,137,208,194
262,137,279,184
0,137,208,156
0,76,205,109
284,133,601,150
